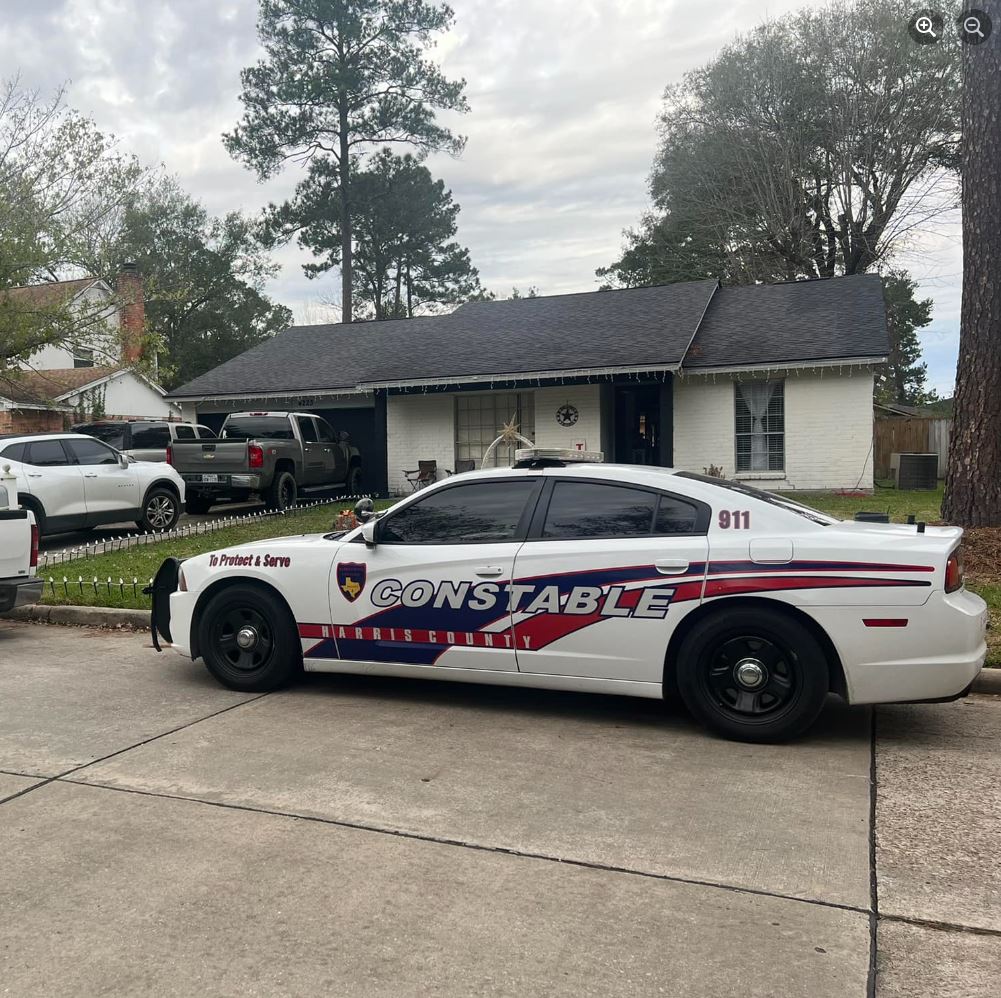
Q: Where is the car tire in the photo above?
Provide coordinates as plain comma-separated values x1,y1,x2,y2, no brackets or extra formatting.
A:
264,471,297,511
19,496,46,536
674,607,830,743
185,497,214,515
198,584,300,692
137,487,181,533
346,464,362,494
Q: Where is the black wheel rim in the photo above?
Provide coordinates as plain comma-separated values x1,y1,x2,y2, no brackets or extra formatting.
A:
211,606,275,673
701,633,798,722
281,479,295,508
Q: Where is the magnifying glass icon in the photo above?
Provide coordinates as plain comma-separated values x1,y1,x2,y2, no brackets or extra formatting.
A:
915,15,938,37
964,15,985,37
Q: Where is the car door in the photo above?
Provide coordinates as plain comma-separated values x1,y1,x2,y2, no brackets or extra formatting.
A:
511,477,710,683
295,416,323,485
63,437,142,522
316,417,346,484
323,477,542,672
19,439,88,526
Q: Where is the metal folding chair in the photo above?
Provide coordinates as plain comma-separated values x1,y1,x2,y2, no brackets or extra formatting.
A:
403,460,437,491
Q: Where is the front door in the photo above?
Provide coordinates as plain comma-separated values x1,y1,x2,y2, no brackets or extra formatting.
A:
512,477,709,683
63,437,142,519
614,385,661,465
323,477,542,672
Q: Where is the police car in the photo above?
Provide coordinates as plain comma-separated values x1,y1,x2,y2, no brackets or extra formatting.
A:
151,449,987,742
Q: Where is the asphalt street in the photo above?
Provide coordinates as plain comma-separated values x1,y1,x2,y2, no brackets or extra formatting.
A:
1,620,998,996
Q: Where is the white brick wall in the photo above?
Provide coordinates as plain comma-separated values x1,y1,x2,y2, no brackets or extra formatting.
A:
533,384,602,452
386,393,456,494
673,369,874,491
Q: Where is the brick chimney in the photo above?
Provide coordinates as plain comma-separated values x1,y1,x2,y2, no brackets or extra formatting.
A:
117,262,144,365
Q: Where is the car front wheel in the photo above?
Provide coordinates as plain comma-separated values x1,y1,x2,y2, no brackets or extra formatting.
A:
674,607,830,743
137,487,181,533
197,584,300,692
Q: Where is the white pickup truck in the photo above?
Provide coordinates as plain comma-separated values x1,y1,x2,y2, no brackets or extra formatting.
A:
0,462,42,614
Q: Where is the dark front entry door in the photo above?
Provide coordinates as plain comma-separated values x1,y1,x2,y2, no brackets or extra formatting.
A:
614,385,661,465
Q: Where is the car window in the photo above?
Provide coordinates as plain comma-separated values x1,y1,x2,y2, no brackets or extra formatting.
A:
0,442,26,462
654,495,701,535
196,425,217,439
542,481,658,539
223,417,294,440
296,416,319,442
65,437,121,466
174,425,196,440
316,419,336,443
131,425,170,449
80,424,127,450
380,480,538,544
26,440,70,467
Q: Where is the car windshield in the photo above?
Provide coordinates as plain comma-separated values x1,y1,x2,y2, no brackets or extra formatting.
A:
222,417,294,440
675,472,839,526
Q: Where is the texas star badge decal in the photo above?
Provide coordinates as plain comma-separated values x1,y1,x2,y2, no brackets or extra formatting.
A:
337,562,367,602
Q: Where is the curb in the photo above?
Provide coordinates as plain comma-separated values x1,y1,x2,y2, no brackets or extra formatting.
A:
972,669,1001,696
9,605,150,631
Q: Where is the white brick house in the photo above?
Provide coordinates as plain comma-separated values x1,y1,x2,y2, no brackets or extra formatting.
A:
168,275,888,496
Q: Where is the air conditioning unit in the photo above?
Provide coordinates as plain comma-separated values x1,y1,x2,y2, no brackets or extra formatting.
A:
889,453,938,491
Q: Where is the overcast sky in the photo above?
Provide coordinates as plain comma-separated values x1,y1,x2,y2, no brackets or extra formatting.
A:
2,0,962,395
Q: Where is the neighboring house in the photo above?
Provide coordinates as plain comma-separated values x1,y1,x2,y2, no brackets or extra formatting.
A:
167,274,888,495
2,264,178,430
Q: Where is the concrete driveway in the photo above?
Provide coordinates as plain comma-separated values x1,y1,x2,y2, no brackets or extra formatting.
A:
1,621,998,996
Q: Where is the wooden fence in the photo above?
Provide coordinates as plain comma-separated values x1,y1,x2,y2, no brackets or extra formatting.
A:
874,417,951,480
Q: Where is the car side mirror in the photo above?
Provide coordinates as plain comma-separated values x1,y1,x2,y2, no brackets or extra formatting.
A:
119,454,130,469
361,519,378,547
338,430,350,442
354,497,375,522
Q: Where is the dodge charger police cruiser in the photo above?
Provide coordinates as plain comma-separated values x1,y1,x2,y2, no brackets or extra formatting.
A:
150,449,987,742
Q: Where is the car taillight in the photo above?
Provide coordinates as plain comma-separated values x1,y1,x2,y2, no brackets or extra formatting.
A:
249,444,264,469
165,445,173,465
945,550,964,593
30,522,39,569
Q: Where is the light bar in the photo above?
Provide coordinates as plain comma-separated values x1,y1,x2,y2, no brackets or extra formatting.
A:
514,447,604,464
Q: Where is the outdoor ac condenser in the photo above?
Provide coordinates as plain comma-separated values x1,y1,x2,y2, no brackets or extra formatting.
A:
889,453,938,491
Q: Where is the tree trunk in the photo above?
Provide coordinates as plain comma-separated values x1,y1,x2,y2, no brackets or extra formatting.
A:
406,261,413,319
943,10,1001,526
339,107,353,324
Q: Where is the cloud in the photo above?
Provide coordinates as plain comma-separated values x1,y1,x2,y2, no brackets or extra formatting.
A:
0,0,962,391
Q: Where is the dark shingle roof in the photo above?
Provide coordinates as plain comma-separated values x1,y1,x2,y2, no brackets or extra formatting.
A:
683,274,887,369
167,275,887,399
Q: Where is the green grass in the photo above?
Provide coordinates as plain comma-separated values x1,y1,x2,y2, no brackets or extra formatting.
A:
777,483,945,524
39,500,394,611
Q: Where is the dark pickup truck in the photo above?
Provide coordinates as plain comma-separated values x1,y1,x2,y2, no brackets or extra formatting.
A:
168,411,362,514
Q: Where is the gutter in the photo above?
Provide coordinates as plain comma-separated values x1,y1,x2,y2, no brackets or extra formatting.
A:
167,386,370,404
676,355,888,377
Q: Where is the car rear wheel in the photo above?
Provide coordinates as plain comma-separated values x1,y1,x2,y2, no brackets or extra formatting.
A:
346,464,362,493
198,584,300,692
675,607,829,743
264,471,297,511
137,487,181,533
19,497,46,536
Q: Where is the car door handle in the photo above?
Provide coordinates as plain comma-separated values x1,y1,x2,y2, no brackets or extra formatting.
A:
474,566,504,578
84,473,99,478
655,559,690,574
27,473,42,478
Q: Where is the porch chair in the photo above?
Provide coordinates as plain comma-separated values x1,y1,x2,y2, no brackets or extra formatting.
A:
403,460,438,491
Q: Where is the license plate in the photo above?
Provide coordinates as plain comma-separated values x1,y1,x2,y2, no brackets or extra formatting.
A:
201,474,220,483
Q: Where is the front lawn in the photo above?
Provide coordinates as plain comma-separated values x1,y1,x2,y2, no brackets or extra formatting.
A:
777,483,945,523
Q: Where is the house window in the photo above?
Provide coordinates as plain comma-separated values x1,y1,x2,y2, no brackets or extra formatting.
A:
735,380,784,473
455,392,535,469
73,347,95,369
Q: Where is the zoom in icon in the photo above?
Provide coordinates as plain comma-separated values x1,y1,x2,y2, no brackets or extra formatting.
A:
909,10,944,43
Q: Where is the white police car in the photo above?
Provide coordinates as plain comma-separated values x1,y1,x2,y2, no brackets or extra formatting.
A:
151,449,987,742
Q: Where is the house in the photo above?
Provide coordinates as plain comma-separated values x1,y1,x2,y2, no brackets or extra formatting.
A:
166,274,888,495
1,264,179,431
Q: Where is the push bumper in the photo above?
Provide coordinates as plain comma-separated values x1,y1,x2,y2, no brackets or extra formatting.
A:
0,576,44,614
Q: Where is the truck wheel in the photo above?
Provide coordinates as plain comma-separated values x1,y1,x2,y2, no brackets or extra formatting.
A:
264,471,297,511
346,465,362,494
674,607,829,743
198,584,300,692
137,487,181,533
185,497,214,515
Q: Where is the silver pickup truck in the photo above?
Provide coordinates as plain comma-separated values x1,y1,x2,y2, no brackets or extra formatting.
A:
168,411,362,514
0,463,42,614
